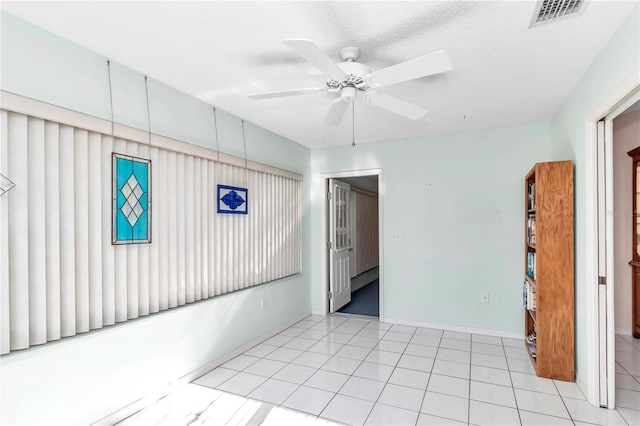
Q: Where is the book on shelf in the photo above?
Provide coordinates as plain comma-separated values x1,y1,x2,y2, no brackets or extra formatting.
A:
530,285,536,310
527,252,536,280
527,183,536,210
523,279,537,311
527,215,537,246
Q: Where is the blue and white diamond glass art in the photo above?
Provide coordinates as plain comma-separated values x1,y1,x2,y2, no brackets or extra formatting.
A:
217,184,248,215
112,153,151,244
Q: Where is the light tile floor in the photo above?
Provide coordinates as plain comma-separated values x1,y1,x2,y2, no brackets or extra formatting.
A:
119,316,640,426
615,334,640,425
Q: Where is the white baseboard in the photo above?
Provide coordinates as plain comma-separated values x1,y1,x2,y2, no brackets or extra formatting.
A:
383,317,523,340
615,328,633,336
93,311,312,425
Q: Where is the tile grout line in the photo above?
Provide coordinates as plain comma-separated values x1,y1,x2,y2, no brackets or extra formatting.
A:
502,339,524,426
267,315,348,420
282,315,349,420
553,379,582,425
266,317,329,424
315,317,384,424
333,319,403,419
359,324,420,426
416,328,445,425
468,337,473,425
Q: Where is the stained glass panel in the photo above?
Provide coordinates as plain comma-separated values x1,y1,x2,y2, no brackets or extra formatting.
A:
112,153,151,244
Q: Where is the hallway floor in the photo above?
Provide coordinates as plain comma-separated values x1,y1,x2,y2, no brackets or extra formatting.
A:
615,333,640,424
338,280,379,317
119,316,639,426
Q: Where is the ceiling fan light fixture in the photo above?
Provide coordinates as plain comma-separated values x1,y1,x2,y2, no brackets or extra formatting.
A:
341,87,356,101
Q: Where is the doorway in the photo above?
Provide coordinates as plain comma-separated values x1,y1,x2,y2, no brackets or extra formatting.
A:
323,169,383,319
337,175,379,317
610,100,640,411
590,86,640,409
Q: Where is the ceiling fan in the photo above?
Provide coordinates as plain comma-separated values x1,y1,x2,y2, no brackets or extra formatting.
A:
248,39,453,126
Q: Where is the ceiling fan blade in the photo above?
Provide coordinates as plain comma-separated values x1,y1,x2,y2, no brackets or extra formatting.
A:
248,87,325,100
367,50,453,87
324,99,350,127
366,92,428,120
283,39,346,81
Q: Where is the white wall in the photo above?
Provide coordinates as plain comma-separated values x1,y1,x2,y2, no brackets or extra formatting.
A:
613,110,640,335
0,11,311,426
550,5,639,397
310,122,554,334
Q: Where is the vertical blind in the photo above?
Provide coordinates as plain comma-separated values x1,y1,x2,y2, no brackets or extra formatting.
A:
0,110,301,354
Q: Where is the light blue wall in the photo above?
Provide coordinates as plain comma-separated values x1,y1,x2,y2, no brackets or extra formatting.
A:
310,123,555,333
551,6,639,391
1,12,112,120
2,11,310,163
1,11,311,425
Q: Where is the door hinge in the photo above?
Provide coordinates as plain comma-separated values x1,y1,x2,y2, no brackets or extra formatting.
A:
599,276,607,285
327,192,332,200
329,291,333,299
327,241,332,250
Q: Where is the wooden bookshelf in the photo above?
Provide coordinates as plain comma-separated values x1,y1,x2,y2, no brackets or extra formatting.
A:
524,161,574,382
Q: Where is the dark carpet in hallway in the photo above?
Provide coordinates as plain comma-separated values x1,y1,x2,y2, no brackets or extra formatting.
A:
338,279,379,317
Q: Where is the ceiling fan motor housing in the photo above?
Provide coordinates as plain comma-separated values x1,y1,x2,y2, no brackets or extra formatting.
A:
335,61,371,93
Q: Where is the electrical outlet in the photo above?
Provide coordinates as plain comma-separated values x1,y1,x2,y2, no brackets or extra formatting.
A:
260,297,267,309
481,292,490,303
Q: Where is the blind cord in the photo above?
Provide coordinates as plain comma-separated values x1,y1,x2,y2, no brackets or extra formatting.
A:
107,60,114,138
144,76,151,144
213,107,220,186
241,119,249,188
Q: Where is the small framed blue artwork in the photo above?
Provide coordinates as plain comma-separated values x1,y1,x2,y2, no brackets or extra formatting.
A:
217,184,248,215
112,153,151,244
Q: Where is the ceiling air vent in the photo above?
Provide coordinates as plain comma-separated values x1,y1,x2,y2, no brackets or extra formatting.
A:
530,0,585,27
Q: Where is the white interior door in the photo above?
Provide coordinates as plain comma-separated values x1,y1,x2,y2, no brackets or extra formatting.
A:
597,119,616,408
329,179,351,313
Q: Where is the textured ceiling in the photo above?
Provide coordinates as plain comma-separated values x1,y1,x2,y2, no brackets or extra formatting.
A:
1,1,637,148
